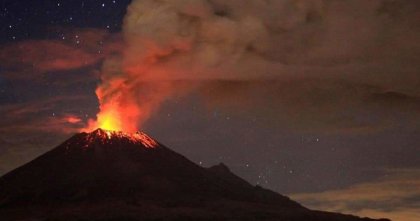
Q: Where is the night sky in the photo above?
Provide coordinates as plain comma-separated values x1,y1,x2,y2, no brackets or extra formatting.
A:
0,1,419,221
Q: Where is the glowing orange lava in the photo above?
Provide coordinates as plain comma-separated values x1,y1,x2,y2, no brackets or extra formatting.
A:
84,105,122,132
96,107,123,131
84,128,158,148
83,89,140,133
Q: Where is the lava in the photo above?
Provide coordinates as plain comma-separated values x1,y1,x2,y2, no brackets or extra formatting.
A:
95,106,123,131
83,83,144,133
84,101,124,132
85,128,158,148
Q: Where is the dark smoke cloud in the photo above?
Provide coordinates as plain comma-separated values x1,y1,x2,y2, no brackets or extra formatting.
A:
96,0,420,131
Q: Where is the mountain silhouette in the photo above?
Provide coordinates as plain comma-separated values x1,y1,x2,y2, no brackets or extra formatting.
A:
0,129,390,221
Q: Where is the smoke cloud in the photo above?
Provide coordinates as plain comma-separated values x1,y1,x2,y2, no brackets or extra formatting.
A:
90,0,420,131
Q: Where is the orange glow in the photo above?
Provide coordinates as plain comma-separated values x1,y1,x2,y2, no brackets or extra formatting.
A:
65,116,82,124
82,29,185,134
84,128,158,148
83,77,175,133
84,104,122,132
96,107,123,131
84,104,131,132
83,83,142,133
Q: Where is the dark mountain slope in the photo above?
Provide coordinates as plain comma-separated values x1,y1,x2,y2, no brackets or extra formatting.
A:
0,129,389,221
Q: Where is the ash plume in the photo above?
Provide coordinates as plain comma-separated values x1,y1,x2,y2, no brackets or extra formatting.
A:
88,0,420,131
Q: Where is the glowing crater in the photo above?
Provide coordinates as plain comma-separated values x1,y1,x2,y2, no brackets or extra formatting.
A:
85,128,158,148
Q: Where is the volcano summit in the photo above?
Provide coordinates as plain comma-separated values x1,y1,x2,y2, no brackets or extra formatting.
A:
0,129,389,221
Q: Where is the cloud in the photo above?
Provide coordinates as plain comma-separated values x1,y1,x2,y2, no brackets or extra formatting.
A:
197,79,420,133
87,0,419,131
291,168,420,221
1,40,97,74
0,28,121,80
64,115,82,124
0,94,94,176
0,96,89,175
0,95,91,134
0,97,89,176
120,0,419,85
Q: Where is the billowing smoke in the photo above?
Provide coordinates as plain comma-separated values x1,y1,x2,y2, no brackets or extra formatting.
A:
86,0,419,132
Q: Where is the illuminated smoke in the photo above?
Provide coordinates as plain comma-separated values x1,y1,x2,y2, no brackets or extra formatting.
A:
85,0,419,132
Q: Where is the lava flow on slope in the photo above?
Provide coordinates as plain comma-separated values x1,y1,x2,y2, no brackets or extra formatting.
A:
83,128,158,148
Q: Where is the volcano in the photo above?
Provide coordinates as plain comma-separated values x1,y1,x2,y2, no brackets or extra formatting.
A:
0,129,389,221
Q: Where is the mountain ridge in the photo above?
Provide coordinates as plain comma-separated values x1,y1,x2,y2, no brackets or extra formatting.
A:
0,129,390,221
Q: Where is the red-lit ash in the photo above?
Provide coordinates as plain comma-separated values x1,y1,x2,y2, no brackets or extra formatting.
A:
84,128,158,148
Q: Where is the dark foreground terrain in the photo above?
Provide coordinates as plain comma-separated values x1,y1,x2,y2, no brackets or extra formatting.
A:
0,129,390,221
